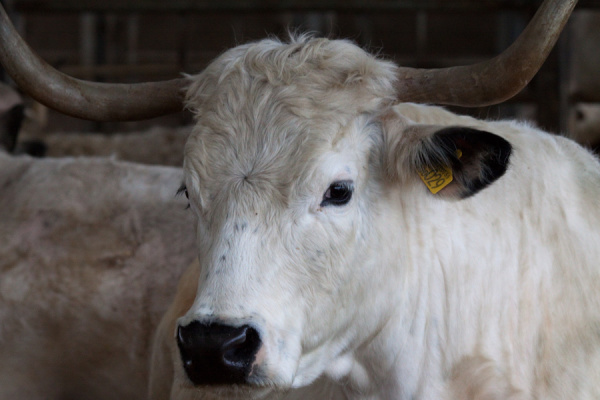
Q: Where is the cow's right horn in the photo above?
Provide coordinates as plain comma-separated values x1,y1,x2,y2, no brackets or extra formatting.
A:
0,5,187,121
395,0,577,107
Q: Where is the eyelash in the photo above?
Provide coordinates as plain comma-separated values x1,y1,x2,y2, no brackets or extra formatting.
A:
176,184,190,209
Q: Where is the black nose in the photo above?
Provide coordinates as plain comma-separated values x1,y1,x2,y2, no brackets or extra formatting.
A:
177,321,261,385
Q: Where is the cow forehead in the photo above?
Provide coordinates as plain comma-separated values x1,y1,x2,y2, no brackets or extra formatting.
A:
183,113,376,223
182,36,394,212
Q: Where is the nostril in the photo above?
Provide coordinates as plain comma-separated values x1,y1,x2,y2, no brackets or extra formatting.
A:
176,325,196,369
177,324,189,346
222,325,260,369
177,323,199,348
176,321,262,385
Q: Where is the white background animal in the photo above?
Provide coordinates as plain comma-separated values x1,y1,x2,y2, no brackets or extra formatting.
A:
18,125,191,166
0,143,196,399
0,9,198,400
0,51,196,400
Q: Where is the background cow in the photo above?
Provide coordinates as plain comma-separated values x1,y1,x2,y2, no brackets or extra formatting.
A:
7,97,189,165
16,125,190,166
0,14,196,400
0,125,196,399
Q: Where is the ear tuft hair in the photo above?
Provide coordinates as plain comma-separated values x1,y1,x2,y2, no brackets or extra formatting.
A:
415,127,512,198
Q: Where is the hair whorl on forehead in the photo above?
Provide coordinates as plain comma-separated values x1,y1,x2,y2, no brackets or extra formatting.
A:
184,35,399,116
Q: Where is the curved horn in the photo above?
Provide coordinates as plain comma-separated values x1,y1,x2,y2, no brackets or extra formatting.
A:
0,5,187,121
396,0,578,107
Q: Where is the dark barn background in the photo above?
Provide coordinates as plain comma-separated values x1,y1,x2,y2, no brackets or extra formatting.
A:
2,0,600,151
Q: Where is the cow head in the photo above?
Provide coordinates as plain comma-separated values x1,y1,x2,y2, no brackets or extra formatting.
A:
174,36,514,394
177,37,397,390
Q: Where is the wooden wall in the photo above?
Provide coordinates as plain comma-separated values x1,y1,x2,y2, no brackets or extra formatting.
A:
2,0,598,137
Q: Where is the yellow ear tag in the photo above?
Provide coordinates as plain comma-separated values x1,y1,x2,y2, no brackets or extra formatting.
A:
418,149,462,194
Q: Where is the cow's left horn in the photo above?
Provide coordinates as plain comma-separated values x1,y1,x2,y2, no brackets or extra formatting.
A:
0,5,187,121
395,0,577,107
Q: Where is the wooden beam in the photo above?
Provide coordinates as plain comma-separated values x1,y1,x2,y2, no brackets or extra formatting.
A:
11,0,576,13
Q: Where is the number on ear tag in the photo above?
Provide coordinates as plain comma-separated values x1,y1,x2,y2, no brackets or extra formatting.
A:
417,149,462,194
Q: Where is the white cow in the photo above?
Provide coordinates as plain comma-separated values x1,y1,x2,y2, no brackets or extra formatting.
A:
0,145,197,400
145,35,600,399
0,0,590,399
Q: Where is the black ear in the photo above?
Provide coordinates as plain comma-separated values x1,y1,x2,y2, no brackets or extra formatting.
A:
415,127,512,198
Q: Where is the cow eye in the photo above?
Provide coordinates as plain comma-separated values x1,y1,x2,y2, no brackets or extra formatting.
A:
176,184,189,199
176,184,190,209
320,180,353,207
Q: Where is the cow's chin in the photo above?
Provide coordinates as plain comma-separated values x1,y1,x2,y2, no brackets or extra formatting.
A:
174,366,294,400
